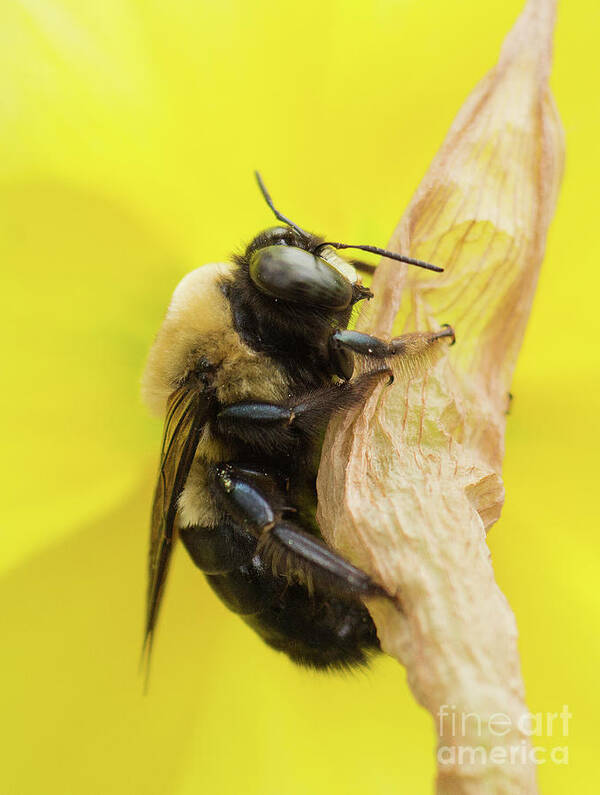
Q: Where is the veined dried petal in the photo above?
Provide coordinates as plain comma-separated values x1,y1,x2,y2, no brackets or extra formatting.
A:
317,1,563,793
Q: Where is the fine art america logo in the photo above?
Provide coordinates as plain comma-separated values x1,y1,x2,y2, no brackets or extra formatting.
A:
437,705,571,766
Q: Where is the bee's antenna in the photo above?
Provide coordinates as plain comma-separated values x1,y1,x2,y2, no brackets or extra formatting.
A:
254,171,310,240
313,241,443,273
254,172,443,273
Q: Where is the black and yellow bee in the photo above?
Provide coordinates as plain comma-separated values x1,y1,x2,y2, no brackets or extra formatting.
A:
142,174,454,670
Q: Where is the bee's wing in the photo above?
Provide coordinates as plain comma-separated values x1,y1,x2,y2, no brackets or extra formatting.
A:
143,383,211,668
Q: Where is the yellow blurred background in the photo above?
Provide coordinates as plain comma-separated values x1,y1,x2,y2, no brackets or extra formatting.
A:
1,0,597,793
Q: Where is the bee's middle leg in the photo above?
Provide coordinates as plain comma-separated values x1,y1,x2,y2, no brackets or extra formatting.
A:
215,368,392,452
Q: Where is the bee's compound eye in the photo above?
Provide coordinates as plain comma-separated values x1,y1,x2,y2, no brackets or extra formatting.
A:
249,245,353,310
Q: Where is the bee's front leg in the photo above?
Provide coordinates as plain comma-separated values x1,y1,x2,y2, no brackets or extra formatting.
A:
329,325,455,379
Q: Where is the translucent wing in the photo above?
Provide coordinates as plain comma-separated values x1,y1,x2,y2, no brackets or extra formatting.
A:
143,383,211,668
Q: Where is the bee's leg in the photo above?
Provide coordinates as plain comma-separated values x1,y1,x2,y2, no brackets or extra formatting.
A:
215,368,391,452
179,463,281,573
257,520,389,600
213,464,388,601
329,325,455,378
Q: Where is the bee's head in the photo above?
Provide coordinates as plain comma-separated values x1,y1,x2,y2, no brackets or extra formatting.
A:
244,172,443,313
245,225,371,311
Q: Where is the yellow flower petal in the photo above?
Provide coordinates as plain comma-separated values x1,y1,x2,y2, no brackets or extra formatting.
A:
0,1,598,794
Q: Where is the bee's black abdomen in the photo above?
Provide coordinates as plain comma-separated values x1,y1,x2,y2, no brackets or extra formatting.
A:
245,584,381,670
182,525,380,669
205,564,269,616
180,522,256,574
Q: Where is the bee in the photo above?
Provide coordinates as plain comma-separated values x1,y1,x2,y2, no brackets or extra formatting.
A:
142,173,454,671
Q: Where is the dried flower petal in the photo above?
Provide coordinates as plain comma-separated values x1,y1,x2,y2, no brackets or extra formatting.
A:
318,1,563,792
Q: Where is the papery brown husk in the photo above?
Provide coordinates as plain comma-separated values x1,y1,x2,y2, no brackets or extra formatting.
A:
317,1,564,792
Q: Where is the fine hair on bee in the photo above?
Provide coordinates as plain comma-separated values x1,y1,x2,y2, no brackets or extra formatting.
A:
142,172,455,675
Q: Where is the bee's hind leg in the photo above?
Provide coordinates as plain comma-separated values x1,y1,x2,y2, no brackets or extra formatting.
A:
212,463,388,602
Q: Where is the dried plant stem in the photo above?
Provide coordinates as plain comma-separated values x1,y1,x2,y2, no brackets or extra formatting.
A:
318,1,563,792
